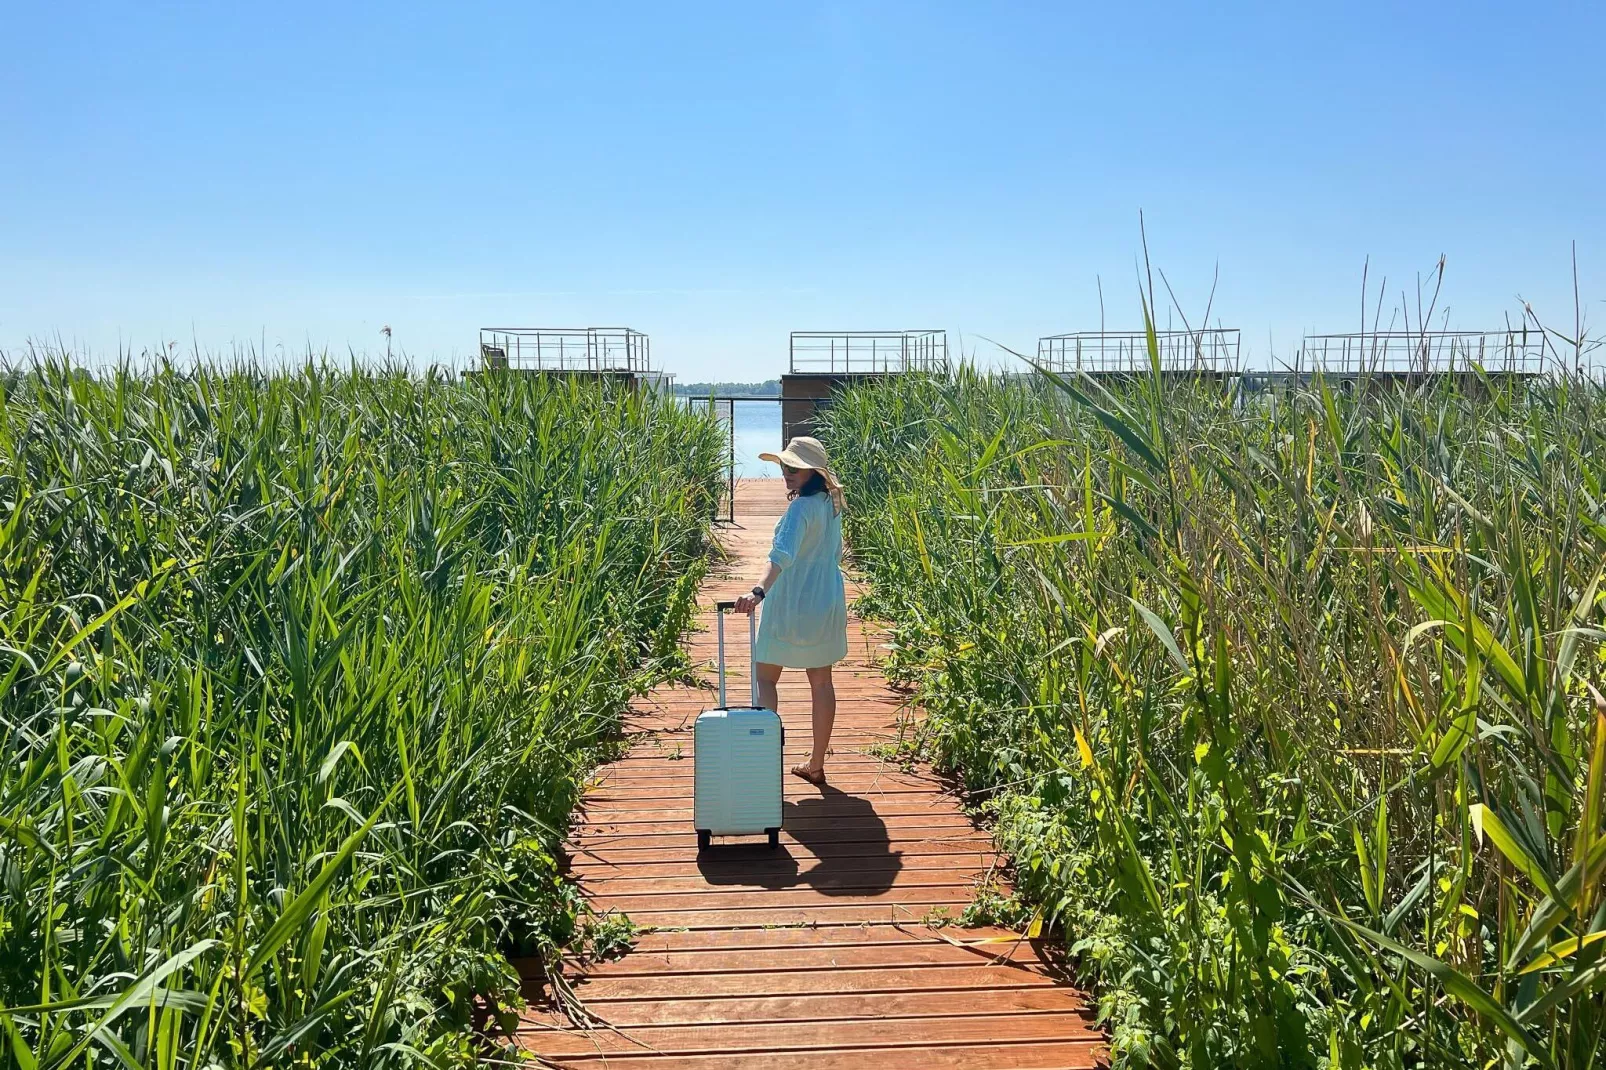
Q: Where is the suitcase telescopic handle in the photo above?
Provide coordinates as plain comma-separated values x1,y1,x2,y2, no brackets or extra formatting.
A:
712,600,758,708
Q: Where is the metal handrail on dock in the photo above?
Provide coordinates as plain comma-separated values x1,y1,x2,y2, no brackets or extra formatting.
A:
1036,328,1240,374
788,331,947,374
479,327,652,373
1298,330,1545,376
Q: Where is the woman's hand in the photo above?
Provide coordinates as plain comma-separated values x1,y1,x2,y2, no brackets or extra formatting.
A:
735,565,779,616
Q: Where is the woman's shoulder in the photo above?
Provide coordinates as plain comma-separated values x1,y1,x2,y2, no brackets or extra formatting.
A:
798,491,835,516
781,491,831,527
785,491,823,510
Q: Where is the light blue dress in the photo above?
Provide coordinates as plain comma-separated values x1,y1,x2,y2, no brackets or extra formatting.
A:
755,492,848,669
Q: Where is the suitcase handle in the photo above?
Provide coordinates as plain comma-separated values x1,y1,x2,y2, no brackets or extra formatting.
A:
713,600,758,708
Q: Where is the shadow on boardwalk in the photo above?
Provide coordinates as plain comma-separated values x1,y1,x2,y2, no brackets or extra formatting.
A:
696,785,904,896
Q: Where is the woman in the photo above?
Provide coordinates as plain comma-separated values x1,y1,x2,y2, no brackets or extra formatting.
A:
733,436,848,786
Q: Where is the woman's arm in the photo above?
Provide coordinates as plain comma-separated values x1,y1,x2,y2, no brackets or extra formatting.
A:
735,497,805,615
734,560,781,615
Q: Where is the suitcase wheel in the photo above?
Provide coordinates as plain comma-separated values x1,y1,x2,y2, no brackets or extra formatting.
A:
767,827,780,849
697,829,711,851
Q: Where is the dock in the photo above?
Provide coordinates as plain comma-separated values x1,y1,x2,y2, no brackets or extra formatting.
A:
518,479,1104,1068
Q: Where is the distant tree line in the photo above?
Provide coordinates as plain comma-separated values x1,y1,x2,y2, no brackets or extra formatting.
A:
672,379,780,397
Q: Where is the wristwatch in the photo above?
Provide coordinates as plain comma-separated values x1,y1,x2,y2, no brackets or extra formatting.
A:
751,585,766,601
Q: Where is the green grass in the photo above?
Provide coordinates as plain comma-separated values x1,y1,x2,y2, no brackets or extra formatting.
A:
0,357,724,1066
821,349,1606,1068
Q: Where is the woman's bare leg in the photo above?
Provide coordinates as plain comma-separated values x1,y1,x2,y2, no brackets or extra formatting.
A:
802,666,836,776
755,661,782,713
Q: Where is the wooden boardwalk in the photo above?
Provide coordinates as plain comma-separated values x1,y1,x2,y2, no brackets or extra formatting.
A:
519,479,1103,1068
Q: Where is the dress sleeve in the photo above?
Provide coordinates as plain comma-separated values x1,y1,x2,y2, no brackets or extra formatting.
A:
769,497,808,570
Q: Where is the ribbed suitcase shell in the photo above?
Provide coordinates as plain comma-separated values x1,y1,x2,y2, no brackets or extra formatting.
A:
694,603,783,846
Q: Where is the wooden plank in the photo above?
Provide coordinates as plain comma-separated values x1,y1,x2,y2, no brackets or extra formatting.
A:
599,754,923,769
579,807,963,824
617,726,909,737
587,768,937,783
607,738,914,752
585,783,941,799
574,819,978,835
539,1041,1101,1069
575,815,979,834
580,796,964,816
571,856,992,878
590,886,978,911
574,852,987,870
526,988,1081,1028
567,830,992,852
586,771,938,787
572,841,993,863
567,941,1048,977
581,878,988,897
525,1013,1099,1058
622,923,1027,953
575,861,990,884
581,866,988,887
569,964,1059,1001
593,769,932,785
620,904,983,929
578,822,976,848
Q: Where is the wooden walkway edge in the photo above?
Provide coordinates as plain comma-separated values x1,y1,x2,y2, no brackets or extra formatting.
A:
519,479,1104,1068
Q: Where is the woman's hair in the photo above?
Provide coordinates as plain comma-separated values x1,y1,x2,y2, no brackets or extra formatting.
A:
789,469,829,501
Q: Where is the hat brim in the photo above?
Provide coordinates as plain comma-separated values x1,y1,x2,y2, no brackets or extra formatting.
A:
758,450,841,489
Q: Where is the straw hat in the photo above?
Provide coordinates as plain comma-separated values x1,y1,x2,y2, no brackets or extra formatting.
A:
759,436,845,512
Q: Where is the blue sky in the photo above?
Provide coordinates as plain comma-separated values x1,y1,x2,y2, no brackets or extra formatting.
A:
3,2,1602,377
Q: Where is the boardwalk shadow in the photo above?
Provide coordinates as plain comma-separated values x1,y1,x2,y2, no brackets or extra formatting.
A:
696,785,903,896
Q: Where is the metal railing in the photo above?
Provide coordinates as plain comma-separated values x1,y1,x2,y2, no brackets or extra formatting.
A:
478,327,651,373
788,331,947,374
1298,330,1546,376
1036,329,1240,374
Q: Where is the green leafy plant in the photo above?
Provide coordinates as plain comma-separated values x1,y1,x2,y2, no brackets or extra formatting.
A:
576,911,638,965
0,353,724,1067
820,321,1606,1067
960,882,1035,929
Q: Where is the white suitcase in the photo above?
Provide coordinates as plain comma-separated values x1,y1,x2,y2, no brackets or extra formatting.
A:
694,601,784,850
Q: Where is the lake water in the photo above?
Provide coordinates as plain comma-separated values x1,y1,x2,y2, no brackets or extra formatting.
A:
731,400,782,478
683,398,783,479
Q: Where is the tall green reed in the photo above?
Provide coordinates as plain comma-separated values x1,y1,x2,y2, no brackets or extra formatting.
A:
0,355,723,1067
821,353,1606,1068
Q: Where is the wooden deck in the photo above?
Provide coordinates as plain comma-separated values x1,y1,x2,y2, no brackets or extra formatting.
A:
519,479,1103,1068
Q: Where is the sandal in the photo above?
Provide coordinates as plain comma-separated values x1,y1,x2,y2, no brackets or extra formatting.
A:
790,764,827,786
